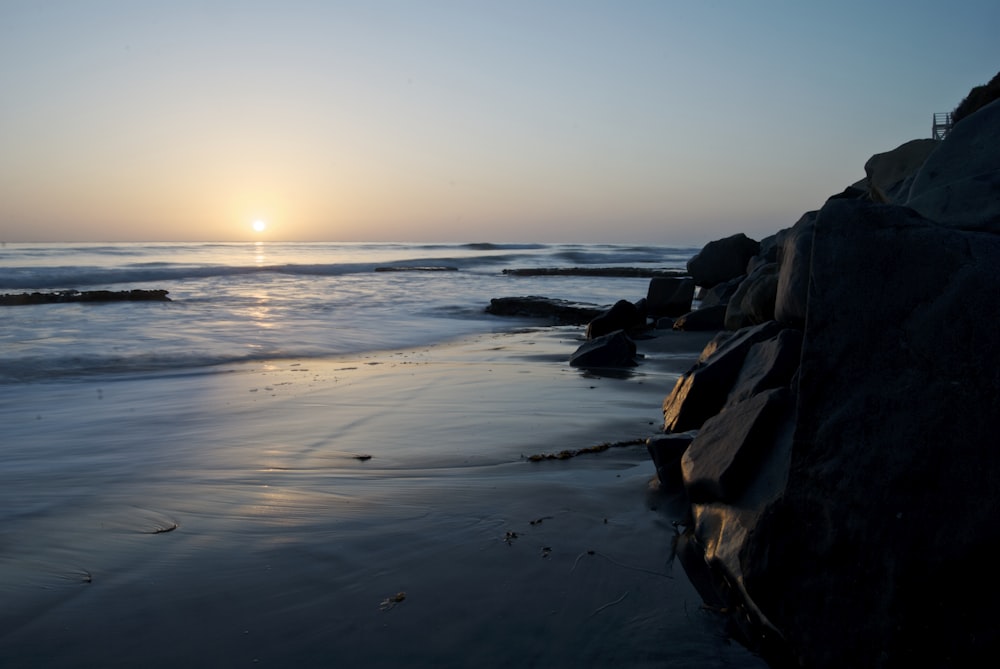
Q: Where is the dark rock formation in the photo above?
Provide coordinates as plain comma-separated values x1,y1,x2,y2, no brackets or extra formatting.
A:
694,275,745,309
863,138,939,203
662,321,782,433
568,330,637,368
645,276,695,318
655,86,1000,666
747,230,784,274
646,431,698,488
686,233,760,287
724,328,801,406
681,387,791,504
748,203,1000,668
659,201,1000,667
0,289,171,305
502,267,687,278
485,296,605,324
585,299,645,339
723,262,778,330
773,211,816,328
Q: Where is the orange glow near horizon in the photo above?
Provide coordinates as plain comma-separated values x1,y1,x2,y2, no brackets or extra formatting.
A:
0,3,990,246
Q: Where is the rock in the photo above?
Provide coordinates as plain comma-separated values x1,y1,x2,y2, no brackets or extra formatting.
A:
825,185,867,200
633,297,649,325
681,388,792,504
646,430,698,488
863,138,939,203
654,317,675,330
671,305,727,331
773,210,816,328
645,277,695,318
0,289,171,305
485,296,605,324
695,331,735,363
723,263,778,330
568,330,637,368
905,98,1000,232
746,231,784,274
663,83,1000,667
725,328,802,406
585,299,645,339
502,267,687,278
662,321,783,432
686,233,760,287
695,275,745,309
678,404,797,664
373,265,458,272
740,201,1000,667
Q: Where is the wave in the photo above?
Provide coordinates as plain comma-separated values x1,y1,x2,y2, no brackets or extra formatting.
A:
459,242,549,251
0,348,325,384
0,243,694,290
0,254,551,289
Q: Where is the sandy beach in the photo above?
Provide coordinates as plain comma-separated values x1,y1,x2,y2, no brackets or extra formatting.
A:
0,326,767,668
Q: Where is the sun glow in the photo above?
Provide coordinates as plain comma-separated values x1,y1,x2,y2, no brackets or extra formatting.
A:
252,219,267,233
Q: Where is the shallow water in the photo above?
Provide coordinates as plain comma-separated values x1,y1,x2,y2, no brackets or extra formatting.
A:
1,242,768,667
0,328,767,667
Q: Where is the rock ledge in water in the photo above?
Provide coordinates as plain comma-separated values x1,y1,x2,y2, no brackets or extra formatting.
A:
1,289,171,306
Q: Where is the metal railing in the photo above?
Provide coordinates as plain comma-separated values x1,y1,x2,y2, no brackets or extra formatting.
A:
932,112,953,140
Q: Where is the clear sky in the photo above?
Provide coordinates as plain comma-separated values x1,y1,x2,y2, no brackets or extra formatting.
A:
1,1,997,244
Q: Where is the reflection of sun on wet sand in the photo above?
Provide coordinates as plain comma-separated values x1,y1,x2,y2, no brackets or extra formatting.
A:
0,326,765,668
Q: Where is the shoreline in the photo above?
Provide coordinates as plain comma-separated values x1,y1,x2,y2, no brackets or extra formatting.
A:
0,325,766,668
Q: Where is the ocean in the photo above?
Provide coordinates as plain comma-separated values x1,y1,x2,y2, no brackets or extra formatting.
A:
0,241,694,383
0,241,769,668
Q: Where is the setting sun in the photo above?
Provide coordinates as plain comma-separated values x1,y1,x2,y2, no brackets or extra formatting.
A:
252,220,267,233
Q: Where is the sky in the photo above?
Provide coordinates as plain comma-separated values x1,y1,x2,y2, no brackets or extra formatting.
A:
1,1,997,245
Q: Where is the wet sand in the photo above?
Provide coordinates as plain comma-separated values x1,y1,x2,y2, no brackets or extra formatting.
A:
0,326,767,668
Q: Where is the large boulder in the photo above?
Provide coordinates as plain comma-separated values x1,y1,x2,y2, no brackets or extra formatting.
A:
662,321,783,433
863,138,939,203
773,210,816,328
585,299,645,339
646,430,698,488
724,328,802,406
737,201,1000,667
568,330,637,368
723,263,779,330
645,277,695,318
747,230,785,274
681,387,792,504
686,233,760,288
694,275,745,309
905,98,1000,232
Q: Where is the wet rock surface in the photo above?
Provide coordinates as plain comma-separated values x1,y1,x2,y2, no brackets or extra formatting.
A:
485,296,605,324
0,289,171,305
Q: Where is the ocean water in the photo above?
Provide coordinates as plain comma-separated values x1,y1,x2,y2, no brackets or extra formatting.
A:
0,241,694,383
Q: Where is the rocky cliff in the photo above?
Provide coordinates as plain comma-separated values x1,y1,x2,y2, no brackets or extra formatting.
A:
655,95,1000,667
